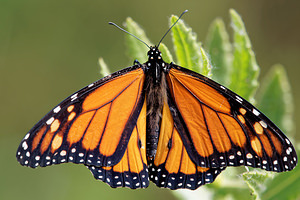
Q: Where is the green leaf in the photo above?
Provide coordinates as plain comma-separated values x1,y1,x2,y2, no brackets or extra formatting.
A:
205,18,232,85
242,171,275,200
159,43,174,63
256,64,294,137
261,150,300,200
212,186,251,200
210,168,251,200
229,9,260,102
200,47,212,77
124,17,152,63
170,15,203,73
98,57,111,77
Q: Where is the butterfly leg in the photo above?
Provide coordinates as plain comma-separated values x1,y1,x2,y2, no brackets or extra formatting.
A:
134,59,141,65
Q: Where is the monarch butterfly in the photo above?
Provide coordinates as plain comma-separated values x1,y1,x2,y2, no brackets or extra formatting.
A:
16,11,297,190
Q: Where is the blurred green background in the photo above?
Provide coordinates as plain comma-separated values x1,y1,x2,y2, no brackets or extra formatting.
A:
1,0,299,200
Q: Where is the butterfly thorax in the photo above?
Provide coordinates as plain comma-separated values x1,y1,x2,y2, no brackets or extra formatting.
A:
144,47,168,161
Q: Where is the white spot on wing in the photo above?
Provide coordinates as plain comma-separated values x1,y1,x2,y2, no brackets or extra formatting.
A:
262,160,267,164
236,96,243,103
60,150,67,156
71,93,78,101
252,109,260,116
46,117,55,125
79,153,84,157
24,133,30,140
259,120,267,128
22,141,28,150
246,153,253,159
53,106,61,113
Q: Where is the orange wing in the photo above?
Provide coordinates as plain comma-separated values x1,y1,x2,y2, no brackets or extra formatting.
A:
166,65,297,172
149,102,225,190
88,100,148,189
16,66,145,169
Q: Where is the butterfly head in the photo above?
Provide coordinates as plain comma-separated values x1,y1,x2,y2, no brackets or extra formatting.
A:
145,46,168,84
146,46,168,71
147,46,162,61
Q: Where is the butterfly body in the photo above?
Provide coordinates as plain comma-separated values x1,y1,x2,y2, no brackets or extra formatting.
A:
17,45,297,190
144,47,168,160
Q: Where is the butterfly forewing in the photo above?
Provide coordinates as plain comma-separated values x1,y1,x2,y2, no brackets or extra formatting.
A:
166,65,297,171
16,66,145,168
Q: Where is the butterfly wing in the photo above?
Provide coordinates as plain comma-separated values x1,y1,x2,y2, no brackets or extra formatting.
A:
16,65,146,169
88,100,149,189
150,101,225,190
166,64,297,172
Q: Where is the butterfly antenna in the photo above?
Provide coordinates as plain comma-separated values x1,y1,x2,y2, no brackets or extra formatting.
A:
109,22,150,49
157,10,188,48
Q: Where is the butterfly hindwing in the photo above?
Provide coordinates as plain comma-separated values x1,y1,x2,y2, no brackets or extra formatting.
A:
88,100,149,189
16,65,146,168
149,102,225,190
166,64,297,172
